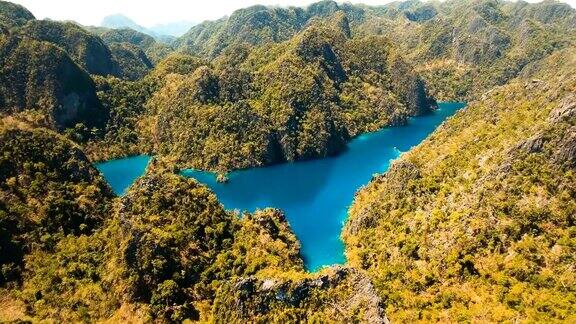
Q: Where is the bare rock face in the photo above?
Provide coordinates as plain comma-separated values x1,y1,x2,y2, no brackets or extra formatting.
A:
213,266,389,323
548,94,576,123
518,133,545,153
513,94,576,168
553,126,576,168
547,95,576,168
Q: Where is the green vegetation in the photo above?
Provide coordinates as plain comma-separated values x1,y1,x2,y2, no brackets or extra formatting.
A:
107,42,153,80
1,0,576,322
151,22,434,171
83,76,155,161
100,28,173,64
17,20,119,76
175,0,367,58
0,34,107,130
356,0,576,100
0,0,34,29
212,266,388,323
343,48,576,322
0,118,113,286
176,0,576,101
0,156,387,321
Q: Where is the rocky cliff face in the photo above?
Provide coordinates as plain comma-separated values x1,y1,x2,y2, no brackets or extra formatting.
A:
213,266,389,323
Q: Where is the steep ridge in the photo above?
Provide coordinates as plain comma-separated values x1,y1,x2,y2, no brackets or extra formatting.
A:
0,118,114,285
344,48,576,322
107,42,154,80
357,0,576,100
17,20,119,76
0,35,107,130
174,0,576,101
99,28,173,63
0,6,164,82
175,0,364,57
0,0,34,29
149,22,435,172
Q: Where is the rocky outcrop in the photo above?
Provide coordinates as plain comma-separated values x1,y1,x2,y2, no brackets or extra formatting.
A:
549,95,576,168
553,126,576,167
515,94,576,168
548,94,576,123
213,266,389,323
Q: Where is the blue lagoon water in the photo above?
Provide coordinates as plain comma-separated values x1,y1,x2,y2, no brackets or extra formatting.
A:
95,155,151,195
182,102,465,271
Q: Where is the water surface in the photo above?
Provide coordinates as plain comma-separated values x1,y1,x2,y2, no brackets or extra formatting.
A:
95,155,151,195
182,102,465,271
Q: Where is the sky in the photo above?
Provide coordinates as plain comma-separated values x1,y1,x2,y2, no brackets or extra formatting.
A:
8,0,576,27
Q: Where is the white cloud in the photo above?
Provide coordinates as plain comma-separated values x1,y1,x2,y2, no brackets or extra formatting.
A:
7,0,576,27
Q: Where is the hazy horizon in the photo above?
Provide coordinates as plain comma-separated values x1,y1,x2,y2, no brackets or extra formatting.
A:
8,0,575,28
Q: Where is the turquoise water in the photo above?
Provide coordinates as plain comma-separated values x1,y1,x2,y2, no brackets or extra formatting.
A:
181,102,465,271
95,154,151,195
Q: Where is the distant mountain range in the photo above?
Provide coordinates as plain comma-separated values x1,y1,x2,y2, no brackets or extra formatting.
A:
100,14,195,38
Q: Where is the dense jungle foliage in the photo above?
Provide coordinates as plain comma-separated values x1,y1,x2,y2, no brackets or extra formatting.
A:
1,0,576,322
0,34,107,130
344,48,576,322
149,21,435,171
178,0,576,100
0,148,387,322
0,118,114,286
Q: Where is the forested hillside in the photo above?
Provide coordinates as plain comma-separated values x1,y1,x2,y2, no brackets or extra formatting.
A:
1,0,575,322
0,0,435,172
0,34,107,130
177,0,576,100
0,118,114,286
0,148,388,322
354,0,576,99
344,47,576,322
175,1,364,57
149,20,435,171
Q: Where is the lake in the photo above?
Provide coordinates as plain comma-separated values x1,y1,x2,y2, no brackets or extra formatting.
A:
96,102,465,271
181,102,465,271
95,154,151,195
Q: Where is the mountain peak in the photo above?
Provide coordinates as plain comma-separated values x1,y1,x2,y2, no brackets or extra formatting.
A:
101,14,147,32
100,14,195,38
